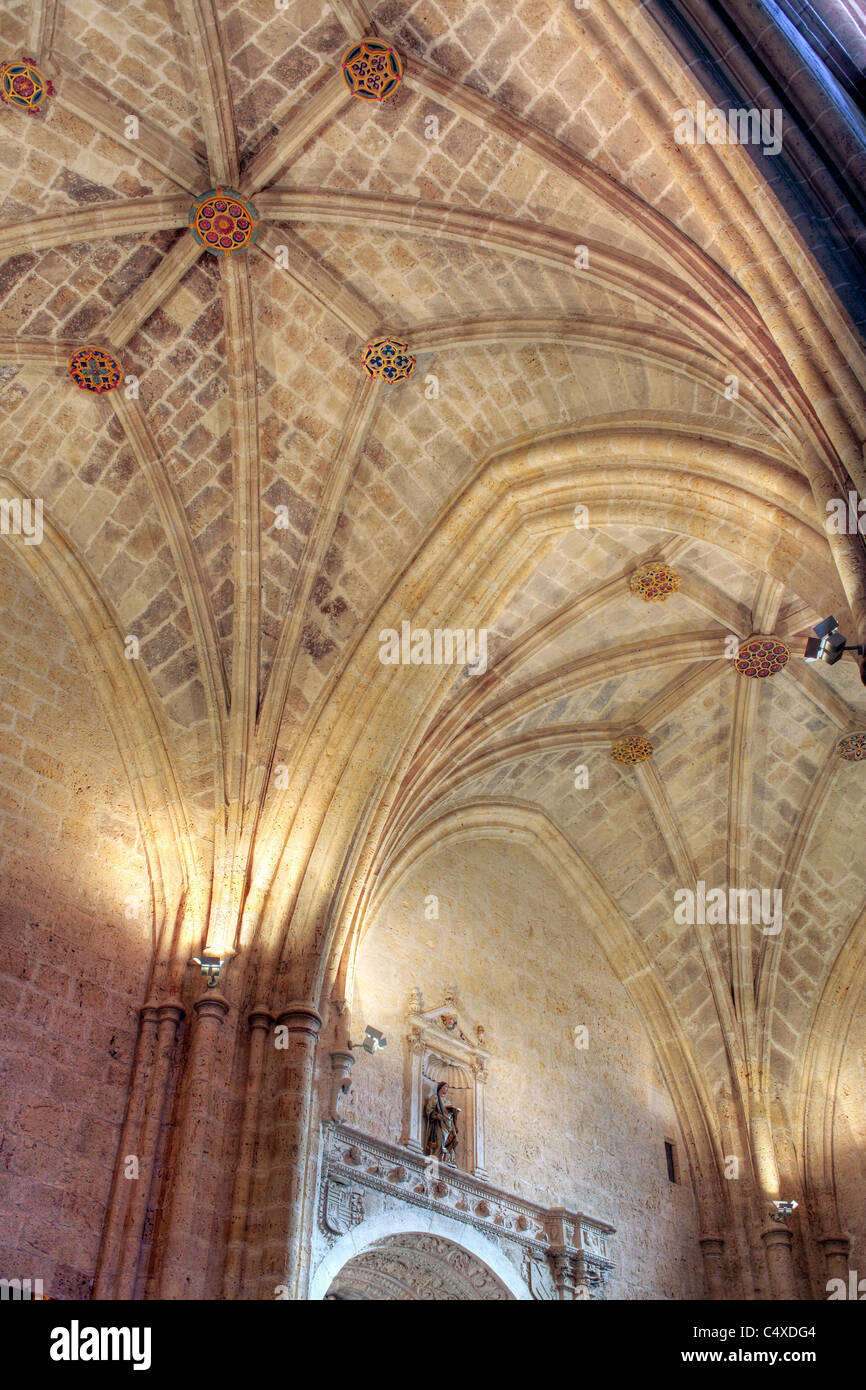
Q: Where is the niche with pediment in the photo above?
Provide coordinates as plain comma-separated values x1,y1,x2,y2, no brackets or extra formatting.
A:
402,986,490,1180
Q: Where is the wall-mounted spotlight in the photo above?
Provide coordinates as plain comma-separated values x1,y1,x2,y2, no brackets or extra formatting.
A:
770,1199,799,1222
192,951,223,988
350,1025,387,1055
804,617,866,685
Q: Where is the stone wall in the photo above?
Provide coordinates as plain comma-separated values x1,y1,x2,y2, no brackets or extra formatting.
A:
834,990,866,1285
346,835,704,1299
0,545,152,1299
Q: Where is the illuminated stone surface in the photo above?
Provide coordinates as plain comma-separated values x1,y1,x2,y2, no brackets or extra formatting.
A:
0,0,862,1310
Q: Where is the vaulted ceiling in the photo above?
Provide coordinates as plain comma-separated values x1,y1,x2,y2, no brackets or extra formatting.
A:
1,0,865,1249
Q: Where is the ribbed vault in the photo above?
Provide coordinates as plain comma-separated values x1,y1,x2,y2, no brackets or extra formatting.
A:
1,0,864,1301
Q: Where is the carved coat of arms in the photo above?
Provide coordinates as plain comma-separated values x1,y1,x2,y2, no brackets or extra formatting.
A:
324,1178,364,1235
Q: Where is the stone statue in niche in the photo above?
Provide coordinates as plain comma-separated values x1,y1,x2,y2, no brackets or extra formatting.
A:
423,1081,460,1165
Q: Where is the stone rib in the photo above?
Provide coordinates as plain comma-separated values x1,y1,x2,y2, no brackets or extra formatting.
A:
28,0,58,60
212,258,262,950
176,0,239,185
328,0,376,39
255,226,377,339
257,374,382,762
55,76,207,193
0,196,190,257
113,394,228,787
241,79,351,196
105,235,204,349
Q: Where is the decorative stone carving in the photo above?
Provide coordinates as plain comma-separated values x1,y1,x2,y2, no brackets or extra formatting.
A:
328,1048,355,1122
326,1232,511,1301
611,733,654,764
524,1255,555,1300
629,560,681,602
319,1122,615,1295
362,336,416,383
837,732,866,761
403,988,490,1178
319,1117,617,1301
68,347,122,395
323,1178,364,1235
341,40,403,103
581,1223,605,1255
188,188,260,256
550,1251,577,1300
1,58,54,113
734,636,789,679
438,1011,471,1042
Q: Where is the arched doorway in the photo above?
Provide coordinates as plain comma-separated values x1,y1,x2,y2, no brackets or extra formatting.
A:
322,1232,516,1300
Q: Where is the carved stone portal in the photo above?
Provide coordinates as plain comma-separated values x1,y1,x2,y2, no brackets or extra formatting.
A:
325,1232,513,1300
317,1122,615,1297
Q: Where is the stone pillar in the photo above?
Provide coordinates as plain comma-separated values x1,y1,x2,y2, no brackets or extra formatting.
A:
817,1233,850,1288
260,1000,322,1301
699,1235,727,1300
404,1028,425,1153
573,1252,596,1301
116,997,184,1299
157,990,230,1299
92,999,160,1299
761,1224,797,1300
472,1058,489,1181
222,1005,274,1298
549,1250,577,1300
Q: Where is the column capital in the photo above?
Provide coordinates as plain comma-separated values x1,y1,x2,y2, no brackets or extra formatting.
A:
761,1223,793,1249
249,1005,275,1033
275,1000,323,1038
193,991,230,1022
157,997,185,1025
817,1233,850,1257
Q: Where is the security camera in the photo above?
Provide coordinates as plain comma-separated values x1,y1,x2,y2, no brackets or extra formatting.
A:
192,952,222,987
804,617,866,684
771,1199,798,1222
804,616,846,664
348,1025,387,1055
362,1026,387,1054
